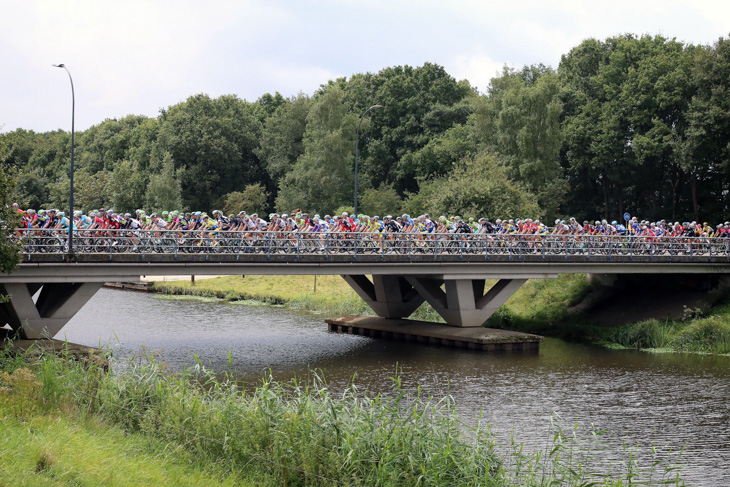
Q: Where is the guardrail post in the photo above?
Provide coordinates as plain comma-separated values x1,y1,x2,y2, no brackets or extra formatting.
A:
408,234,412,260
608,237,612,261
236,231,241,261
325,232,329,260
434,233,439,260
353,232,358,261
485,233,489,261
296,232,301,261
586,235,591,260
708,237,712,262
518,234,523,260
266,232,271,260
630,236,633,261
541,235,547,260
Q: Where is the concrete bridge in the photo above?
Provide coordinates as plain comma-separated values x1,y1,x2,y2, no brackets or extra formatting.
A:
3,230,730,340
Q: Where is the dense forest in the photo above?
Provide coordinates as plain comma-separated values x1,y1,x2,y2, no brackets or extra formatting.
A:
2,34,730,223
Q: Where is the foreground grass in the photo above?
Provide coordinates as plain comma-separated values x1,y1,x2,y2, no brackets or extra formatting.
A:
0,411,258,486
1,349,685,486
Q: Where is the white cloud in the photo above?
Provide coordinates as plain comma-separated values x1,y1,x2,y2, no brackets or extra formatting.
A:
449,53,509,93
3,0,730,132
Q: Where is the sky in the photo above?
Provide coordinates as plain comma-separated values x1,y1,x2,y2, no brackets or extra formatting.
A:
2,0,730,133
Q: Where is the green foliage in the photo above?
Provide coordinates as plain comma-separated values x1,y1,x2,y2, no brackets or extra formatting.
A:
3,44,730,222
474,66,565,215
146,155,183,212
154,94,264,210
221,183,270,216
0,138,21,273
255,93,311,184
404,153,541,219
275,86,357,212
359,183,403,216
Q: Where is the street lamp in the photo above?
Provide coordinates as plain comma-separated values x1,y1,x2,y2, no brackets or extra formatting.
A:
354,104,382,216
52,64,75,253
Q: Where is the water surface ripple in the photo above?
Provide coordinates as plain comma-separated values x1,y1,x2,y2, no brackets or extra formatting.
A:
58,289,730,485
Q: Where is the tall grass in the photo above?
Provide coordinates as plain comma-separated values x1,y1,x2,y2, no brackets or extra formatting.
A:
1,346,687,486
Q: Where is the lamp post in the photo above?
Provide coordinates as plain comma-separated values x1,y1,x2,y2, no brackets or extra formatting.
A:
52,64,75,253
354,104,382,216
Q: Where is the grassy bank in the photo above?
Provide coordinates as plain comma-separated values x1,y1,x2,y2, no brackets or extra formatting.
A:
150,274,730,355
1,348,685,486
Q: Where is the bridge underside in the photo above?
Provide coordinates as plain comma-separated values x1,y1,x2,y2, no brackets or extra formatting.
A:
0,283,102,339
343,275,528,327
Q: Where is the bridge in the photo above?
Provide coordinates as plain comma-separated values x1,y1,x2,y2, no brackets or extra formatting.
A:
3,229,730,340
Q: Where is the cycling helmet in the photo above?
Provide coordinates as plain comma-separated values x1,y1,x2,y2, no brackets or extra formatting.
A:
324,215,331,220
555,219,560,225
595,221,600,225
58,211,65,217
252,213,258,218
373,215,379,220
535,219,540,224
342,211,349,216
74,210,82,217
612,221,617,225
212,210,220,215
282,213,288,218
496,219,502,224
162,211,169,216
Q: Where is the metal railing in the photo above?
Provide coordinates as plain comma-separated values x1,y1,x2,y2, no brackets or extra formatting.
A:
10,228,730,261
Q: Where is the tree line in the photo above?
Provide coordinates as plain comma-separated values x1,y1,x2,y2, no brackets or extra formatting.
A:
2,34,730,223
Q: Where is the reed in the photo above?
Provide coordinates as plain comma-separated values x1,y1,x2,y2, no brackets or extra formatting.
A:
1,347,686,486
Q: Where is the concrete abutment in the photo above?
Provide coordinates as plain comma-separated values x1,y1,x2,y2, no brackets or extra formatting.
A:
0,282,102,339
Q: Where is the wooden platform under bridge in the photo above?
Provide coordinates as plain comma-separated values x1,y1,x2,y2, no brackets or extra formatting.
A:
325,316,543,351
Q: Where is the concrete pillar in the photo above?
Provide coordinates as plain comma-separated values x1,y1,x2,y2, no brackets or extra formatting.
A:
0,282,102,339
342,275,425,319
405,277,527,327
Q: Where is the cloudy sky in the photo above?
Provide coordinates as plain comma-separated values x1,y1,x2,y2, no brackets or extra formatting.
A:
2,0,729,133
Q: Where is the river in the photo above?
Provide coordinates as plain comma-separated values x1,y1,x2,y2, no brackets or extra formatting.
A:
57,288,730,485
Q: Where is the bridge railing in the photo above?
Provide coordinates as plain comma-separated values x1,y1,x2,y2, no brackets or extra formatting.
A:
10,228,730,260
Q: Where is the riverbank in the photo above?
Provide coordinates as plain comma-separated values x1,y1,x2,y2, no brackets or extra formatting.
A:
1,347,686,486
149,274,730,354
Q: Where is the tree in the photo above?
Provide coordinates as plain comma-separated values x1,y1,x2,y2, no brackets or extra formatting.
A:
403,153,541,219
359,184,403,216
221,183,270,215
255,93,311,185
340,63,475,193
473,65,564,215
0,137,21,273
153,94,264,210
276,86,357,213
146,155,183,212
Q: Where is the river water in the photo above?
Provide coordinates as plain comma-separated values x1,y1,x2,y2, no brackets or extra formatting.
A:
57,288,730,485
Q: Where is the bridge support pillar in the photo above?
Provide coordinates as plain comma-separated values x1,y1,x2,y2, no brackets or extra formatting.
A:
0,282,102,339
342,275,425,318
405,277,527,327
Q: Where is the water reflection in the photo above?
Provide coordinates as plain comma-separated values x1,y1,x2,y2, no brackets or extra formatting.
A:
59,288,730,485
